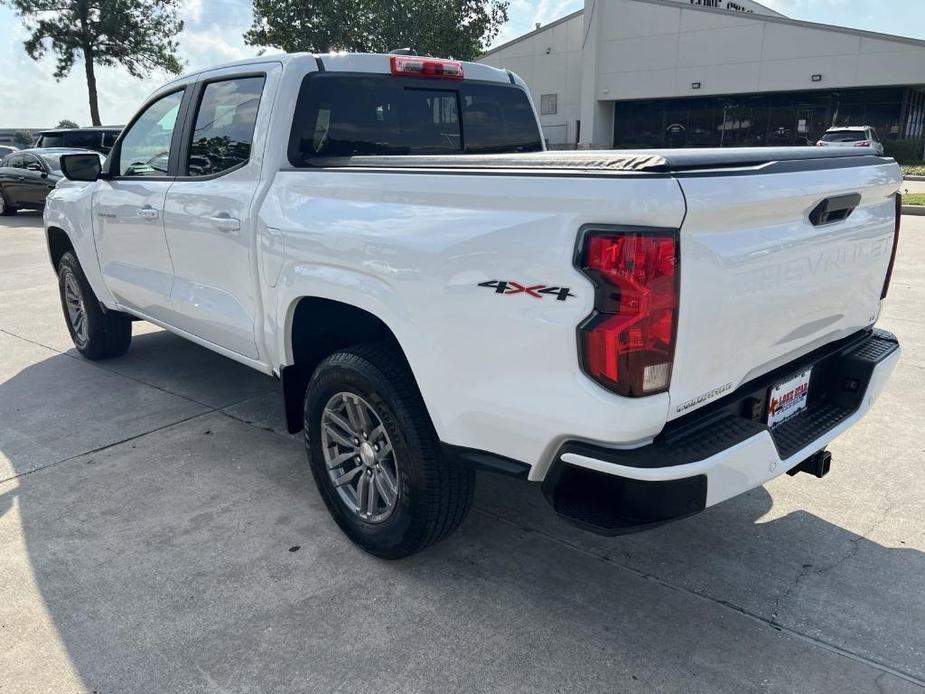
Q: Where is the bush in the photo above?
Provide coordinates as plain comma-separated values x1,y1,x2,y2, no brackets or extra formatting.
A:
883,139,924,163
902,163,925,177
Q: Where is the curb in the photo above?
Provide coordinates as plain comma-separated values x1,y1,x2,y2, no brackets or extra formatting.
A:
901,205,925,216
904,175,925,182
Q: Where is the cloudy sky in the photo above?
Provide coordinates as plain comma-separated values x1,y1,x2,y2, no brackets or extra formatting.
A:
1,0,924,127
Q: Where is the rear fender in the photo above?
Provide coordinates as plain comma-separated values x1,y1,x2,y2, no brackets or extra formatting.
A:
275,263,447,437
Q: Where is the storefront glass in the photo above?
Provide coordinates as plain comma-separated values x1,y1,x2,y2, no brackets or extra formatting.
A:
613,87,918,148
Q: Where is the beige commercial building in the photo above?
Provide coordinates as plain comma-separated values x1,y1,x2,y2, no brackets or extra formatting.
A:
478,0,925,150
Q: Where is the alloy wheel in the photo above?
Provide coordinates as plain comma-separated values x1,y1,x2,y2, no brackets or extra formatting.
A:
321,392,400,523
63,272,88,346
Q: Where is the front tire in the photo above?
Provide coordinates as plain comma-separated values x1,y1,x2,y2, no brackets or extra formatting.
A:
304,343,474,559
57,251,132,360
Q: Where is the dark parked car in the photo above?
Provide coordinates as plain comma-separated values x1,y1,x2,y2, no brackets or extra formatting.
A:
0,148,104,215
33,126,122,155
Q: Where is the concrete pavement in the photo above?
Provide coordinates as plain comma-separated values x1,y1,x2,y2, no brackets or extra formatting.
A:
902,179,925,195
1,210,923,693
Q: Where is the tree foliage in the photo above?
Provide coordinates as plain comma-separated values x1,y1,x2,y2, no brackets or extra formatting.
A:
12,131,34,148
56,119,79,128
4,0,184,125
245,0,509,61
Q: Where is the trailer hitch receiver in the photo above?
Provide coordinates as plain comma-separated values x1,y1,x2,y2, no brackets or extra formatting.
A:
787,449,832,479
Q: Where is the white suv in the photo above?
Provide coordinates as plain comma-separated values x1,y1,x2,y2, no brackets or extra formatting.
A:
817,126,885,156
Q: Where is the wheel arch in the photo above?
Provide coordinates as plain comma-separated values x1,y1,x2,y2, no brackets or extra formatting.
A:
280,296,424,434
46,225,75,270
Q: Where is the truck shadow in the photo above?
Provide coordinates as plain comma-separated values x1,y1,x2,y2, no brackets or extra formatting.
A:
1,336,923,689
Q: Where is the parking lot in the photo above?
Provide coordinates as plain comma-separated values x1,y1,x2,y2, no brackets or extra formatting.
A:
0,210,923,693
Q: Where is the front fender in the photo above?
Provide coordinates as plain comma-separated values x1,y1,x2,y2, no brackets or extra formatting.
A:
44,181,116,308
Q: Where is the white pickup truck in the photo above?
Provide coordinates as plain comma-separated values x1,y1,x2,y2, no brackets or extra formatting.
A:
45,52,902,558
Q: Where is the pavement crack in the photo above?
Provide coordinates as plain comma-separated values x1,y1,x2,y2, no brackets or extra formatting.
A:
0,326,215,409
0,409,221,485
771,497,895,624
217,407,298,443
0,393,285,487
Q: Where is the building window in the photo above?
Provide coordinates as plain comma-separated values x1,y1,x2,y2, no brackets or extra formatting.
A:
540,93,558,116
613,87,913,150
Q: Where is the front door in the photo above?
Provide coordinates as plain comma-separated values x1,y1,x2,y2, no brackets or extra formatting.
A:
0,155,27,206
93,88,186,319
18,154,56,206
163,71,272,358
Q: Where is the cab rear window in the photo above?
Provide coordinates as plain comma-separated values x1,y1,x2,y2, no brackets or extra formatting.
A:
822,130,867,143
288,74,542,163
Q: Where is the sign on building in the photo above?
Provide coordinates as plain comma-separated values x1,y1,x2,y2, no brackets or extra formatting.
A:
665,0,779,16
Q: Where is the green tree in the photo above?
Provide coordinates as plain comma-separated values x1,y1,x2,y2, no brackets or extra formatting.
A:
56,119,79,128
4,0,184,126
245,0,509,61
12,131,34,148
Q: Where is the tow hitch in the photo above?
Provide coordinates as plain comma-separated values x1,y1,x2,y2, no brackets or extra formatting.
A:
787,449,832,479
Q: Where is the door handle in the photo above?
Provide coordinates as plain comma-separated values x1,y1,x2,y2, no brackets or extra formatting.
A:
209,214,241,232
809,193,861,227
15,176,24,181
139,206,159,221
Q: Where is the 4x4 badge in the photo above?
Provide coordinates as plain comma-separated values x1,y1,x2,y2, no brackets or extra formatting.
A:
478,280,575,301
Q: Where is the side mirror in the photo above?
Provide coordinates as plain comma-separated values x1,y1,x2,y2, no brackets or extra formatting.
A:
60,153,102,182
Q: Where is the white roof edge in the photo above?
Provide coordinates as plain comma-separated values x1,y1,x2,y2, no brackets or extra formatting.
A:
158,51,298,89
160,51,510,89
479,0,925,60
480,9,585,58
742,0,785,18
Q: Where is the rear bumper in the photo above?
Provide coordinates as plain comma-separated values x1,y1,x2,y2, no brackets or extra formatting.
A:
542,328,900,535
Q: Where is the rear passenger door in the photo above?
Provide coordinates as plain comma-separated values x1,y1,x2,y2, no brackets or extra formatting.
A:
162,66,276,359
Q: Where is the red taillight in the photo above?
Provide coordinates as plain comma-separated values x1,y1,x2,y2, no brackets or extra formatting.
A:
390,55,463,80
576,229,679,397
854,141,871,147
882,193,902,299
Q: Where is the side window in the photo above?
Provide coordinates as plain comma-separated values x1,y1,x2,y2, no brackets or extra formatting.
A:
118,89,184,177
6,155,24,169
39,134,65,148
186,76,265,177
22,154,44,172
64,131,103,149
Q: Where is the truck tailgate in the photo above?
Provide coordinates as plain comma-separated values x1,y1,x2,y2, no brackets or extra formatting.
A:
669,157,900,420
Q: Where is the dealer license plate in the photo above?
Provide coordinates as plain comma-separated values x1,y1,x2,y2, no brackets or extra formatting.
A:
767,368,812,428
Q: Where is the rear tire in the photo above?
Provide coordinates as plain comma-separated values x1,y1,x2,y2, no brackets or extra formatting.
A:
304,343,474,559
0,193,17,216
57,251,132,360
